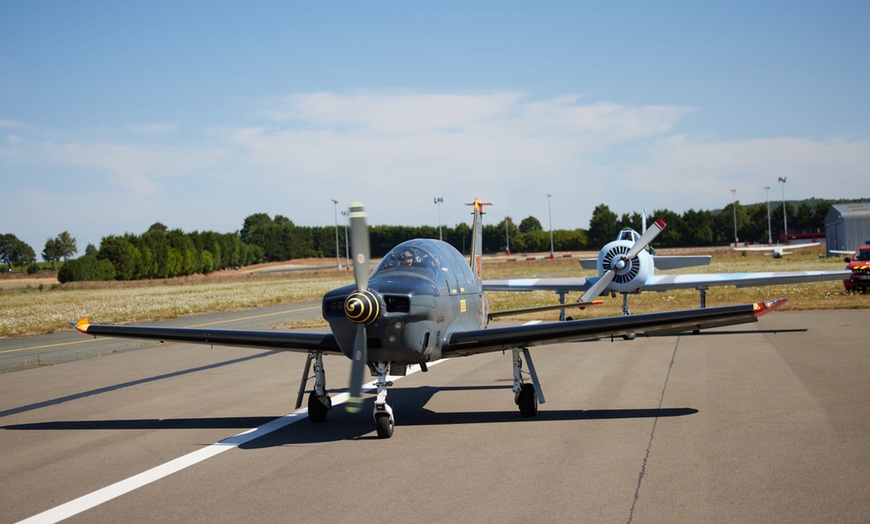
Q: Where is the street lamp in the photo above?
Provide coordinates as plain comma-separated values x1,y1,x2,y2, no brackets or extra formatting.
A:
764,186,772,244
547,194,554,259
505,217,510,256
731,189,738,244
778,176,788,241
434,197,443,241
331,199,340,270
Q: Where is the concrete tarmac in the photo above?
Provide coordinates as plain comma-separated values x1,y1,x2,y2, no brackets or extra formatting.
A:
1,310,869,523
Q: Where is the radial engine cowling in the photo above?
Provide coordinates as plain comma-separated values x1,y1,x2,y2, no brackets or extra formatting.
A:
596,240,653,293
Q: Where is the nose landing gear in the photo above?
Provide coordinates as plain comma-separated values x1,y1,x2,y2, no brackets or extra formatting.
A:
373,362,394,438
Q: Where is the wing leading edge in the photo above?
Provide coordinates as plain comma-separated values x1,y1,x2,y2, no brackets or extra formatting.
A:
483,270,850,294
443,299,786,357
72,318,342,355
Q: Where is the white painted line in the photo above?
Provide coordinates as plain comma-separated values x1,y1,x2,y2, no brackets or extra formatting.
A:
19,360,447,524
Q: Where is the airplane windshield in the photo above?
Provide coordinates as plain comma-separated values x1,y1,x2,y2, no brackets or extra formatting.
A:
618,229,639,242
373,241,446,282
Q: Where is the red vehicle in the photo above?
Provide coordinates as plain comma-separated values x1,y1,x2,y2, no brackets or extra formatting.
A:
843,245,870,291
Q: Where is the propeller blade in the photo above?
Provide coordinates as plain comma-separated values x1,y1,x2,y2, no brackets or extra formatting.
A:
579,269,616,302
348,202,370,291
346,324,368,413
624,218,665,260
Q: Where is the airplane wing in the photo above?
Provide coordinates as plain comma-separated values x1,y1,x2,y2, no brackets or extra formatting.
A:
71,318,343,355
443,300,785,357
578,258,598,270
652,255,712,270
484,277,597,292
580,255,711,270
733,246,780,252
639,270,851,291
734,243,820,252
482,270,850,294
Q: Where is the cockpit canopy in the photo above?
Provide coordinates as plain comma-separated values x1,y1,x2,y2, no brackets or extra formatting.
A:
618,228,639,242
372,239,478,293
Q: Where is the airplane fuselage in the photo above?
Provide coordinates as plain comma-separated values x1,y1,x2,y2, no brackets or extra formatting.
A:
323,239,489,366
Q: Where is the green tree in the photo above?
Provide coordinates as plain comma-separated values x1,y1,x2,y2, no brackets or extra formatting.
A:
587,204,619,248
55,231,77,261
0,235,37,270
42,238,61,268
58,256,115,283
99,236,139,280
518,216,543,233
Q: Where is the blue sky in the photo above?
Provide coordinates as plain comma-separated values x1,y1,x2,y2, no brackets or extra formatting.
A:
2,1,869,257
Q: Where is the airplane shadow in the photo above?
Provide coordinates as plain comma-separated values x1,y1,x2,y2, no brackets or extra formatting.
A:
1,384,699,446
0,351,280,419
653,328,808,337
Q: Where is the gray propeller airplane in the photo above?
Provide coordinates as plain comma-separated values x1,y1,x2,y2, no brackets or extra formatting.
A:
73,199,785,438
484,219,849,319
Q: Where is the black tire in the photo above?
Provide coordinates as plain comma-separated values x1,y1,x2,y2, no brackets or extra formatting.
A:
308,393,330,423
518,383,538,418
375,412,394,438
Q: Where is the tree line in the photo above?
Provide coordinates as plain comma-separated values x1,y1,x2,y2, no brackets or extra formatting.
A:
0,197,862,282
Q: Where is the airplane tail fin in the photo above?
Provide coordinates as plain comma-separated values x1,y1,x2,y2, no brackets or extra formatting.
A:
465,198,492,279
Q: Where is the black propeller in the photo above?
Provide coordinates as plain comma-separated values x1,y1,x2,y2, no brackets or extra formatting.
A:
344,202,377,413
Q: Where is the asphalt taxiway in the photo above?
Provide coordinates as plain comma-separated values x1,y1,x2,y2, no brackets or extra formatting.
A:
1,310,869,523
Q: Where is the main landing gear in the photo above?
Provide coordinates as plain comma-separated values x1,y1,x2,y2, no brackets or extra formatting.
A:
298,352,332,423
512,347,545,417
299,350,548,436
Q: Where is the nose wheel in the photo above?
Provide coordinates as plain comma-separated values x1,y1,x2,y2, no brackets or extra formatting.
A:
372,362,395,438
375,408,394,438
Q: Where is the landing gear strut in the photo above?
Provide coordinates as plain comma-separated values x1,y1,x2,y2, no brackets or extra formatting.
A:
297,352,332,423
620,293,637,340
373,362,394,438
512,348,544,417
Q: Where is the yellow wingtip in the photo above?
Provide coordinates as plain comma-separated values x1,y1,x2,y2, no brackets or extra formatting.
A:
75,317,90,333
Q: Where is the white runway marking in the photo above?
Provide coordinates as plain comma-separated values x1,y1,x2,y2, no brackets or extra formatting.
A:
19,360,446,524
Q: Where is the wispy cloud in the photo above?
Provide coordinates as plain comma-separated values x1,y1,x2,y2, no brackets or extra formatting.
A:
2,90,868,254
128,122,182,134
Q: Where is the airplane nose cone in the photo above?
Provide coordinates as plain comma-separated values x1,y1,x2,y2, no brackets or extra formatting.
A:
344,289,380,324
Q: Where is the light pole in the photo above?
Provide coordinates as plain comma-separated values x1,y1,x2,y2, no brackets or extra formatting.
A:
778,176,788,242
731,189,738,244
341,210,350,269
434,197,443,241
764,186,772,244
505,217,510,256
331,199,340,270
547,194,554,259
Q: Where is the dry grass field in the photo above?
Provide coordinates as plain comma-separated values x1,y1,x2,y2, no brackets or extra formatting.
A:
1,246,866,337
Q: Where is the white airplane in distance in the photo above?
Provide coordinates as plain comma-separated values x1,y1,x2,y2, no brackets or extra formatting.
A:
484,220,850,318
733,242,821,258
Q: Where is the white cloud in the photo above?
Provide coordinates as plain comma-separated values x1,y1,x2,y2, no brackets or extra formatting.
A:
129,122,182,134
2,90,869,253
